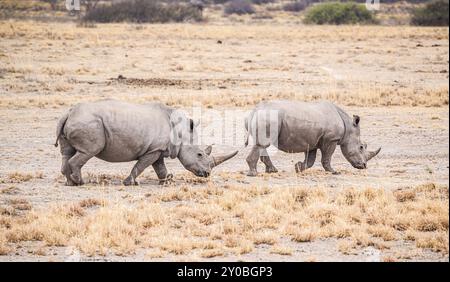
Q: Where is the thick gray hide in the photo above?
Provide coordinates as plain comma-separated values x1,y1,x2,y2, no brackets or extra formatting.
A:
244,100,381,176
55,99,237,186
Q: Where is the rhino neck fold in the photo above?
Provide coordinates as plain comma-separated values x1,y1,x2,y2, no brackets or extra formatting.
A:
335,106,351,146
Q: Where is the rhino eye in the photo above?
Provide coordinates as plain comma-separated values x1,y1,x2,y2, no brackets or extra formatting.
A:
359,145,364,151
197,153,203,157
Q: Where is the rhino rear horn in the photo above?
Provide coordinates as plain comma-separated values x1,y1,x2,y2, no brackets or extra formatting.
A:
366,147,381,161
212,151,238,168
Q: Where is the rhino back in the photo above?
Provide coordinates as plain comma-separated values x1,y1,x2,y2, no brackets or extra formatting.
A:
65,100,171,162
256,100,344,152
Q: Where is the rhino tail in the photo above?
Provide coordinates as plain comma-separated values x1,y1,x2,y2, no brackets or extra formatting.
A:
244,114,250,147
54,111,70,147
244,130,249,147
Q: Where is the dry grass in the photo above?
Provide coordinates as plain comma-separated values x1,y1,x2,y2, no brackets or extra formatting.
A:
0,183,447,259
7,198,32,211
270,245,293,256
0,21,448,110
1,172,44,183
0,186,20,195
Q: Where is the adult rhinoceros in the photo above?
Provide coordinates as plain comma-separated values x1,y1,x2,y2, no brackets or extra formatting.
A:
244,100,381,176
55,99,237,186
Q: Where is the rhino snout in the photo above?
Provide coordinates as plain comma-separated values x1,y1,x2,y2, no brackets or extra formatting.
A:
199,171,210,178
194,169,211,178
353,162,367,169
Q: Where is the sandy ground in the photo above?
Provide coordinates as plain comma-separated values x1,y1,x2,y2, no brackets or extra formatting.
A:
0,106,448,262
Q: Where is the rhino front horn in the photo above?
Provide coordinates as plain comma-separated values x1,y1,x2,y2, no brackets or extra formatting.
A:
366,147,381,161
212,151,238,168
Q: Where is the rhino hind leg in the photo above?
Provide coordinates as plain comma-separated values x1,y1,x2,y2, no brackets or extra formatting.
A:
68,151,95,185
259,149,278,173
59,137,76,186
123,151,161,186
295,149,317,173
246,146,261,176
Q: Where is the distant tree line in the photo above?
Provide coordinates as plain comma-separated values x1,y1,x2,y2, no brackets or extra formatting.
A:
38,0,449,26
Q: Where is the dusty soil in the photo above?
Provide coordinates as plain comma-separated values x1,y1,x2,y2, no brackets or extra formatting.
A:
0,106,448,262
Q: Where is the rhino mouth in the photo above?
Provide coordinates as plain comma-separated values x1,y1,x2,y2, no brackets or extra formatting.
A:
353,162,367,169
194,170,210,178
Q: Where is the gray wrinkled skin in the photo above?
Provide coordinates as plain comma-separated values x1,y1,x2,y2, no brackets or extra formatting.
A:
55,99,237,186
244,100,381,176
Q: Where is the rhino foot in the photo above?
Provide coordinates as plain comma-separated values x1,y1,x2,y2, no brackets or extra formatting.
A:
69,173,84,186
294,162,305,173
123,177,138,186
158,173,174,185
247,170,258,177
65,180,76,186
265,167,278,173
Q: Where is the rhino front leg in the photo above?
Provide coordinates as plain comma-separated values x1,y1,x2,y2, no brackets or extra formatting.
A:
295,149,317,173
123,151,161,186
260,148,278,173
320,141,339,174
246,146,261,176
152,156,173,185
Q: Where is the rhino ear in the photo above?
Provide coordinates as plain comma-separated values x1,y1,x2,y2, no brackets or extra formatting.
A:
353,115,360,127
205,145,212,155
189,119,194,132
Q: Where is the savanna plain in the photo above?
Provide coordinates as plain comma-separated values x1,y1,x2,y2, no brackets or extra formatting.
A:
0,16,449,261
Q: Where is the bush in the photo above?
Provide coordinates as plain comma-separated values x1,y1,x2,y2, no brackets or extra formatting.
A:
224,0,255,15
282,0,310,12
303,2,376,25
83,0,203,23
41,0,58,10
411,0,449,26
251,0,276,5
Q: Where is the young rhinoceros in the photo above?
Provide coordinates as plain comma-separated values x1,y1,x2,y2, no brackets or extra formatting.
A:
244,100,381,176
55,99,237,186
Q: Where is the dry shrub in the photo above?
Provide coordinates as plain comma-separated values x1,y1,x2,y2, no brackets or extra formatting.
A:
0,172,44,183
367,225,398,241
337,240,357,255
78,198,104,208
83,0,202,23
8,198,32,211
200,248,225,258
154,236,198,255
0,231,10,255
415,232,449,253
270,245,293,256
382,256,397,262
394,190,416,202
234,239,254,255
287,226,317,242
252,231,278,245
1,183,448,258
0,186,20,195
